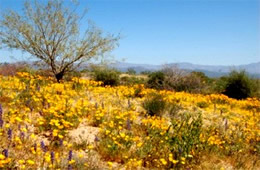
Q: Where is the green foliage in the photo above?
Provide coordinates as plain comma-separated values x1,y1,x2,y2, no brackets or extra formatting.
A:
36,69,53,78
169,112,202,160
135,111,203,168
140,70,152,75
146,71,166,90
94,68,120,86
120,76,145,86
250,78,260,99
146,68,214,94
64,71,82,81
0,63,33,76
126,68,136,75
219,70,255,99
168,103,183,117
196,101,209,108
164,69,210,93
143,93,166,116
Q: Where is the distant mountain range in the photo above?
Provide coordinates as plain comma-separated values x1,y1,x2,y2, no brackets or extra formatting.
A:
1,61,259,78
111,62,260,78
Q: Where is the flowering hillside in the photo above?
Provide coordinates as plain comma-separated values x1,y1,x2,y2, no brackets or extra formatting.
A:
0,72,259,169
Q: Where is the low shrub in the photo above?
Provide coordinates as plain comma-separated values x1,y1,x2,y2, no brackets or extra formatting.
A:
143,93,166,116
146,71,166,90
168,103,183,117
219,70,255,99
64,71,82,81
120,76,145,85
168,112,203,162
126,68,136,75
135,111,202,169
163,68,209,93
146,67,212,93
0,62,33,76
140,70,152,75
36,69,53,78
93,68,120,86
196,101,209,108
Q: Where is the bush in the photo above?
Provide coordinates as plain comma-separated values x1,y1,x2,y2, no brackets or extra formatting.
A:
120,76,145,85
140,70,152,75
146,67,213,93
0,62,32,76
146,71,166,90
64,71,82,81
126,68,136,75
221,70,255,99
163,67,209,93
36,69,53,78
94,68,120,86
169,112,202,160
143,93,166,116
251,79,260,98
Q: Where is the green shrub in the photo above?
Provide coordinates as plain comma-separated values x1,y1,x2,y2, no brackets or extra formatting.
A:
143,93,166,116
94,68,120,86
146,68,212,93
0,63,35,76
146,71,166,90
126,68,136,75
169,112,202,160
250,79,260,99
133,85,145,98
163,68,209,93
221,70,255,99
168,103,183,117
140,70,152,75
196,101,209,108
120,76,145,85
135,111,202,168
64,71,82,81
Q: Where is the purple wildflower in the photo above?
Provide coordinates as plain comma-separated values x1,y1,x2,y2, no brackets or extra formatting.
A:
0,104,3,128
68,150,72,160
59,139,63,146
40,141,46,152
51,151,55,164
94,135,100,142
7,128,12,140
0,104,2,117
20,132,25,139
67,151,73,170
0,119,3,128
2,149,8,157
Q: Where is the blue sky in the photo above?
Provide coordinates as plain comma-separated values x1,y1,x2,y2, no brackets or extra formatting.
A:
0,0,259,65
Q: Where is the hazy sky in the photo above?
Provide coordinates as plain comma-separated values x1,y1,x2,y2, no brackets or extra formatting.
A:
0,0,259,65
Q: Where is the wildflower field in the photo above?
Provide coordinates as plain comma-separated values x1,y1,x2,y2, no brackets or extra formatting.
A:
0,72,259,169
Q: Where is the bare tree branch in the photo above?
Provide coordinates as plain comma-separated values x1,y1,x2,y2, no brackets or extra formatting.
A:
0,0,120,82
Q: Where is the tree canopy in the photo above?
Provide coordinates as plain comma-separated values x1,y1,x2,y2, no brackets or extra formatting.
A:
0,0,120,82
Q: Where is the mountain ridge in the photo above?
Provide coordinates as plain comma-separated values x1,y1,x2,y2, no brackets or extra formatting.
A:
112,61,260,77
1,61,259,78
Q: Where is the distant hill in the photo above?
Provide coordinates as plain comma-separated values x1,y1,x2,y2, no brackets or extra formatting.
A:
1,61,259,78
111,62,260,78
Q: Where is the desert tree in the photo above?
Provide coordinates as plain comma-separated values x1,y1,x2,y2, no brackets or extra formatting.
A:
0,0,120,82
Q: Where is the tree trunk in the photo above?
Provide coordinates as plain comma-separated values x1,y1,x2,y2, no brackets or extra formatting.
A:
55,72,64,83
